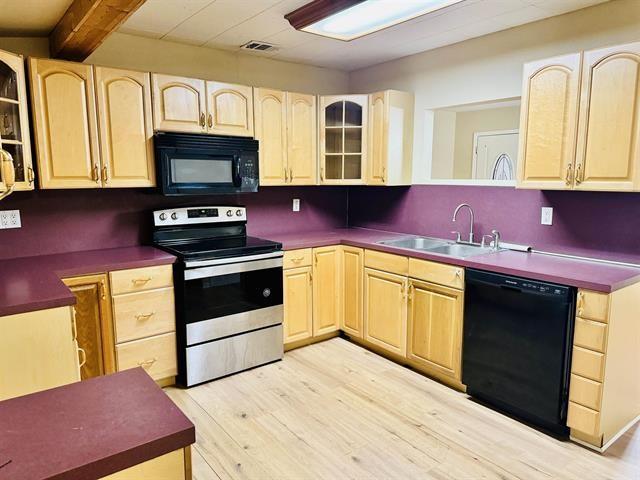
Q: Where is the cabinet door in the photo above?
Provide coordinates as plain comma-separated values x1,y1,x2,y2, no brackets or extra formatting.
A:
283,266,313,344
516,53,581,190
151,73,206,133
95,67,155,188
407,280,464,382
63,274,116,380
341,246,363,338
29,58,100,189
368,91,387,185
0,307,80,401
0,49,34,191
288,92,317,185
312,246,341,336
575,42,640,191
363,268,407,356
319,95,368,185
254,88,287,185
206,81,254,137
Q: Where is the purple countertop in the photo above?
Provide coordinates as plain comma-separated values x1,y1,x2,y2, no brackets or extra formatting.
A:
0,246,176,317
268,228,640,293
0,368,195,480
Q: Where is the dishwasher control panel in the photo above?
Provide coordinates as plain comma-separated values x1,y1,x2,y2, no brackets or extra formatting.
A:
470,269,572,297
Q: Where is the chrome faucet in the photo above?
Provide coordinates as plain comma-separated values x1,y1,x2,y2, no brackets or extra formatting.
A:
452,203,475,243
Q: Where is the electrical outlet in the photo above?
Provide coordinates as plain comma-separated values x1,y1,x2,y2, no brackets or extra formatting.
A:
541,207,553,226
0,210,21,229
292,199,300,212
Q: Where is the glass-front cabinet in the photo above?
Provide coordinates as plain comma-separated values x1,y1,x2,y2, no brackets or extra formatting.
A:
319,95,368,184
0,49,33,192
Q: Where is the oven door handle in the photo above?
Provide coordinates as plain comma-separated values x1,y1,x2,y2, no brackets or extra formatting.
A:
232,153,242,187
185,255,283,280
184,251,283,268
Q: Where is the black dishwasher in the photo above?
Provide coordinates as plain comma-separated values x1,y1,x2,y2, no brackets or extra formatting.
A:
462,269,575,435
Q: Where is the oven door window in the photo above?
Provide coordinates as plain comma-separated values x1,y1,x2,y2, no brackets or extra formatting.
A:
184,266,283,323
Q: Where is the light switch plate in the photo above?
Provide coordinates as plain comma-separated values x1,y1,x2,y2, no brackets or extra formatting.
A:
541,207,553,226
292,199,300,212
0,210,21,229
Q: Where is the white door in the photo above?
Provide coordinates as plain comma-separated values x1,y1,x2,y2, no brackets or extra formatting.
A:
474,130,519,180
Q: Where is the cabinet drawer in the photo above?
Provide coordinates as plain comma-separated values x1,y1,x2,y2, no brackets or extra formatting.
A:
571,346,605,382
577,290,609,323
574,318,607,353
569,374,603,411
408,258,464,289
113,288,176,343
567,401,601,437
116,332,177,381
110,265,173,295
365,250,408,276
283,249,313,269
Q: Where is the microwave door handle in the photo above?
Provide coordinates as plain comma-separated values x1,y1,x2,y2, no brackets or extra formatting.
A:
232,154,242,187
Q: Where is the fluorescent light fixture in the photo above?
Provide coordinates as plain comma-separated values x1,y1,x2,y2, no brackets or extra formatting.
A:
296,0,464,41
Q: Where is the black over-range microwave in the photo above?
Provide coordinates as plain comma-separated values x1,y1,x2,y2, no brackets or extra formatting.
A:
154,132,259,195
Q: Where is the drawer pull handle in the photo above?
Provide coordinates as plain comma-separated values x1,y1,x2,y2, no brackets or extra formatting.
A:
138,358,157,369
131,277,152,285
291,257,304,263
78,347,87,368
135,312,155,321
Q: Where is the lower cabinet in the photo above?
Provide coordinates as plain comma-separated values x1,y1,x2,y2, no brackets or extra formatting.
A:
283,266,313,344
101,447,191,480
363,268,408,357
341,246,363,338
0,306,81,401
312,246,340,336
406,279,464,384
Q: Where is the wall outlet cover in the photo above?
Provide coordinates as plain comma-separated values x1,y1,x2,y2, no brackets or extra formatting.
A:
541,207,553,226
0,210,21,229
292,199,300,212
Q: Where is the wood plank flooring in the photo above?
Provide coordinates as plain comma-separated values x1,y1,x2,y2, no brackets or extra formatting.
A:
165,338,639,480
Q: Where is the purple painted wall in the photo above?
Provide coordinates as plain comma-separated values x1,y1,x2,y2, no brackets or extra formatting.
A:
348,185,640,263
0,187,348,260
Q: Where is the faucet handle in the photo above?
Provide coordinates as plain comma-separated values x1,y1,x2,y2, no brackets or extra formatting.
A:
481,234,494,248
451,231,461,243
491,229,501,250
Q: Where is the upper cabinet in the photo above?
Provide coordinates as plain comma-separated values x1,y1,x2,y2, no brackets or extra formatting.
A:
574,42,640,191
151,74,253,137
254,88,317,186
367,90,414,186
0,49,34,192
517,41,640,192
30,58,155,189
319,94,368,184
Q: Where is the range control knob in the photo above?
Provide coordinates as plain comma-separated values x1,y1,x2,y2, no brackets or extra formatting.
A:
171,212,178,220
159,213,167,221
236,209,243,217
226,210,233,217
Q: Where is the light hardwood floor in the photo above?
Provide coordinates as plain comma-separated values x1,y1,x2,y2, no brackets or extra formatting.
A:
165,338,639,480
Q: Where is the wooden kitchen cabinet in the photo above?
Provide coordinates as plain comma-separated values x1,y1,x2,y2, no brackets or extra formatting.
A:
574,42,640,191
206,81,254,137
0,306,80,401
63,274,116,380
95,67,155,187
516,53,582,190
312,246,340,336
367,90,414,186
151,73,206,133
287,92,317,185
319,94,368,184
0,48,34,192
407,279,464,386
341,246,363,339
283,265,313,345
101,447,190,480
29,58,100,189
363,267,408,357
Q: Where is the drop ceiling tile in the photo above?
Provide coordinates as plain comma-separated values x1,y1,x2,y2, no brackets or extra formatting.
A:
120,0,214,38
263,28,316,49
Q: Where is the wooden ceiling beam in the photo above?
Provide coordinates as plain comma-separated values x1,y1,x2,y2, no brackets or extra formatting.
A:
50,0,146,61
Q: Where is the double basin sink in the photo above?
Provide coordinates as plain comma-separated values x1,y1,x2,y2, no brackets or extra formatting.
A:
376,236,501,259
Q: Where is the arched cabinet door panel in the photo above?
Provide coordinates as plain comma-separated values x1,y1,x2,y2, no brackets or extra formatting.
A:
29,58,100,189
287,92,317,185
151,73,206,133
575,42,640,191
96,67,155,187
206,81,254,137
254,88,287,185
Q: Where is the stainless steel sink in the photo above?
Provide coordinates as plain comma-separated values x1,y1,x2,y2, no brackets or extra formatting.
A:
376,236,500,259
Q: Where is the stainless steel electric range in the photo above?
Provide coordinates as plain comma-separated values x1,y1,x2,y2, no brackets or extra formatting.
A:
152,206,283,387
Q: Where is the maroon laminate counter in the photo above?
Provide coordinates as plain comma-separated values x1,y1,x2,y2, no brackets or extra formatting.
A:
0,246,176,317
267,228,640,293
0,368,194,480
